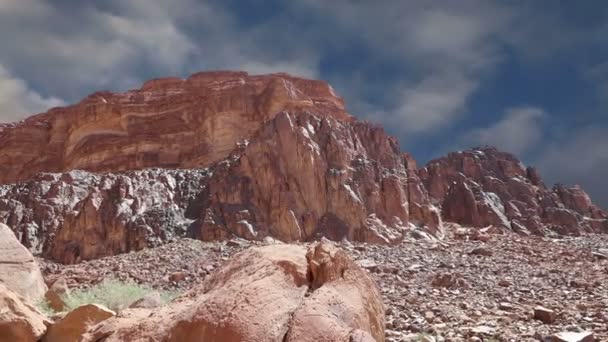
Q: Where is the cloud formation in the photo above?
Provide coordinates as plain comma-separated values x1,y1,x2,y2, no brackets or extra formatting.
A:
536,126,608,209
0,0,606,206
0,64,64,121
462,107,545,155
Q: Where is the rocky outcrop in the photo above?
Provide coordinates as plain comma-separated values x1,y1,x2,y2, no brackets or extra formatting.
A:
0,111,441,264
0,72,606,264
0,223,47,301
0,284,49,342
188,111,441,246
0,71,349,185
420,147,608,236
82,242,385,342
0,169,208,263
0,72,441,263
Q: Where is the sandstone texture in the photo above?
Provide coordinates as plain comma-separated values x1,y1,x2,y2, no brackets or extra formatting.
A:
0,72,441,263
0,72,606,265
81,242,384,342
0,223,47,300
43,303,115,342
0,71,348,185
0,284,48,342
420,147,608,236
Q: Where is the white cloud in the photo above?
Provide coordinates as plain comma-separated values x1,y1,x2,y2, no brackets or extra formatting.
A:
391,71,478,134
461,106,545,155
536,126,608,208
0,0,321,101
0,0,51,16
0,65,64,122
290,1,513,135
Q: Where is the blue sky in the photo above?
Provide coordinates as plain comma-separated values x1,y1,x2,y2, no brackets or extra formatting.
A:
0,0,607,207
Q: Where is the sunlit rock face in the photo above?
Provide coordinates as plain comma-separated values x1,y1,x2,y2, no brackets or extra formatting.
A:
0,71,349,185
419,147,608,236
0,72,605,264
0,72,440,263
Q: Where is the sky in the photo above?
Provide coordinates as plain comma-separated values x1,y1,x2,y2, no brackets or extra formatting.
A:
0,0,607,208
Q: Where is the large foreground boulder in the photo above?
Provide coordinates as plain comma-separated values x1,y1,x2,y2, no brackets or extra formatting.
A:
43,304,115,342
0,284,48,342
83,242,385,342
0,223,47,301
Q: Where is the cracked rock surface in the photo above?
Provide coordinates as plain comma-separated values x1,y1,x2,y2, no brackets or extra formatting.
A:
78,241,384,342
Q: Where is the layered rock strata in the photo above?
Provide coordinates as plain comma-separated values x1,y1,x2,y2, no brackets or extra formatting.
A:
0,72,606,264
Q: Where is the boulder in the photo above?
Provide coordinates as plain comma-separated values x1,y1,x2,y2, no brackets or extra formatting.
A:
83,242,385,342
0,223,47,301
43,304,115,342
0,284,48,342
128,291,163,309
44,277,70,312
551,331,595,342
0,72,442,263
283,242,385,341
534,306,556,324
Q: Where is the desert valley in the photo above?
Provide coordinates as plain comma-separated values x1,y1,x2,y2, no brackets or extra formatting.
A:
0,71,607,342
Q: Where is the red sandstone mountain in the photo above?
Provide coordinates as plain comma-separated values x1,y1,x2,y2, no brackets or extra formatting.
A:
0,71,605,263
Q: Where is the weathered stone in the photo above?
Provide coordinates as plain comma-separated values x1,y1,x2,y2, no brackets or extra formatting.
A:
44,277,70,312
420,147,608,236
469,247,493,257
82,242,384,342
128,291,163,309
0,72,349,186
43,304,115,342
430,273,469,289
534,306,556,324
0,72,443,263
0,284,48,342
551,331,595,342
0,223,46,301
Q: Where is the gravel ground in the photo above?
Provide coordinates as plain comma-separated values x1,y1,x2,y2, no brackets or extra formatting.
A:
39,232,608,342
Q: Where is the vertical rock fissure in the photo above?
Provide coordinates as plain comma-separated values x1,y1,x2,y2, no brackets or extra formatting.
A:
280,251,320,342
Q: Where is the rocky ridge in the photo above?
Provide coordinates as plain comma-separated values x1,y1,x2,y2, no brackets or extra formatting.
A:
421,148,607,236
0,72,605,265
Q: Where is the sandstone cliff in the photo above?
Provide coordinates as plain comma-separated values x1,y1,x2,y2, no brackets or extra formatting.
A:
0,72,606,264
420,147,608,235
0,71,348,184
0,72,439,263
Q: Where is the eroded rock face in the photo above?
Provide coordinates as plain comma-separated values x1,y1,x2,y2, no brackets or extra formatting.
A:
43,304,115,342
0,112,441,263
0,72,606,264
0,169,208,263
82,242,385,342
0,223,47,301
0,72,441,263
0,72,349,185
188,111,441,246
420,147,608,236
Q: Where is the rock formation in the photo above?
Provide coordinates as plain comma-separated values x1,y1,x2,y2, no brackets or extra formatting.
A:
420,147,608,236
0,72,440,263
43,304,116,342
0,71,348,185
0,223,47,301
0,284,49,342
0,72,606,264
81,242,385,342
